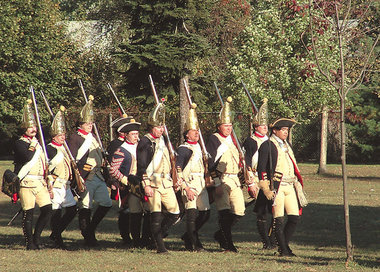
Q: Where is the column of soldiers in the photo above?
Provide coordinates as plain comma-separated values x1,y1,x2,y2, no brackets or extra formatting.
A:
12,90,306,257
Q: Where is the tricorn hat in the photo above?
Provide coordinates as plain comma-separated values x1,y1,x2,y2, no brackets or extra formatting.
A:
217,96,233,125
118,118,141,133
111,114,130,129
253,98,269,126
80,95,95,123
50,106,66,136
184,103,199,131
148,102,165,127
21,99,37,129
270,118,297,129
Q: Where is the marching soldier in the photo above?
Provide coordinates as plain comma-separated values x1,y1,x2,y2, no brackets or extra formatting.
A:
206,97,245,252
109,117,152,248
176,104,210,252
107,115,133,246
242,98,275,250
257,118,307,256
136,102,180,253
14,99,52,250
67,95,112,247
47,106,77,249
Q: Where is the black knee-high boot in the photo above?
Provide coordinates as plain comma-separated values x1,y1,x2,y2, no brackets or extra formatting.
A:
161,212,179,238
118,210,132,245
33,204,52,249
23,208,37,250
52,205,77,249
181,209,197,251
274,216,293,257
256,214,274,249
151,212,167,253
194,210,210,250
86,205,111,246
214,210,228,250
50,209,64,248
284,215,299,255
141,212,153,248
217,209,239,252
78,208,91,239
59,205,77,234
129,213,143,247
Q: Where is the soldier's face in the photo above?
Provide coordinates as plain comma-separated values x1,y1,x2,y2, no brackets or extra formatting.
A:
126,131,139,144
80,122,93,133
273,127,289,141
151,126,164,138
53,133,66,145
25,126,37,137
218,123,232,137
256,125,268,136
186,129,199,142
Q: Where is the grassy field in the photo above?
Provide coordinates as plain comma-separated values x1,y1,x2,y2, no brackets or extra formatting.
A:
0,161,379,272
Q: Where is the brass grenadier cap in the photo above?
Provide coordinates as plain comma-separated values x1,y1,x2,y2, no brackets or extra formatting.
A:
148,102,165,127
185,103,199,131
270,118,297,129
253,98,269,126
21,99,37,129
51,106,66,136
80,95,95,123
217,96,233,125
118,118,141,133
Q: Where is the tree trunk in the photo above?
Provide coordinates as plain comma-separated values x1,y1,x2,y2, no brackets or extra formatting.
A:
318,106,328,174
340,92,353,263
337,24,353,262
179,76,189,143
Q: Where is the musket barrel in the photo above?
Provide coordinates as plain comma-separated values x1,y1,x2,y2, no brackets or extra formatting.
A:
241,80,258,113
77,80,107,154
183,79,210,158
30,86,49,162
107,83,126,115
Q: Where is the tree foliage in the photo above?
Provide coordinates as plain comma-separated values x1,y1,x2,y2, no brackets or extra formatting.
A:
224,0,339,122
0,0,84,155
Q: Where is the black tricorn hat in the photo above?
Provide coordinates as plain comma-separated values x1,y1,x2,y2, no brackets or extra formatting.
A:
270,118,297,129
111,114,130,129
118,118,141,133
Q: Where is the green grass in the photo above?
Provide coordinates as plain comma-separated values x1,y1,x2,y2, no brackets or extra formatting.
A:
0,161,379,271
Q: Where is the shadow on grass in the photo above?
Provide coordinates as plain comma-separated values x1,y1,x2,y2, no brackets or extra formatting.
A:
1,200,379,260
319,173,380,181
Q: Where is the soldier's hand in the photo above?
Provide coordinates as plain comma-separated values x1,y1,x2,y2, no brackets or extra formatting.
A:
248,183,258,199
48,185,54,199
144,185,153,197
185,187,195,201
263,189,275,200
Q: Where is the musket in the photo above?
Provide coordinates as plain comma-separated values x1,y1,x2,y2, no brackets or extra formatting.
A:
78,79,112,185
241,81,274,191
148,75,178,187
39,90,86,193
30,86,53,197
213,82,253,186
7,208,22,226
241,80,258,114
182,79,213,187
107,83,127,116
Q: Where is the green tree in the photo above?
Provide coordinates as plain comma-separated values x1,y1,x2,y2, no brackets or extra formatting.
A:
309,0,379,262
0,0,84,155
225,0,339,121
